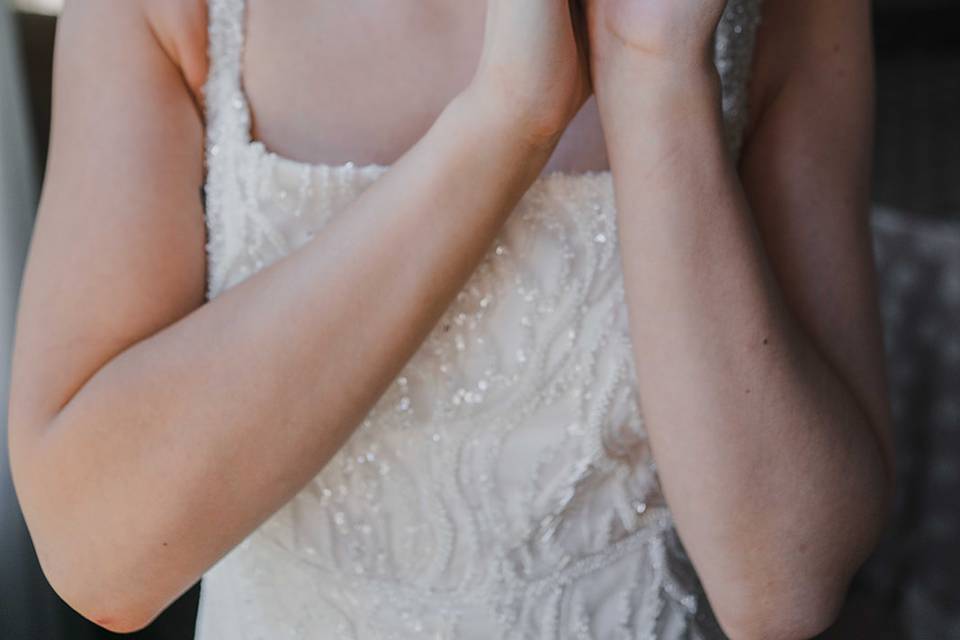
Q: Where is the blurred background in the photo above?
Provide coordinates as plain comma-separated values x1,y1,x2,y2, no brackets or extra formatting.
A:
1,0,958,638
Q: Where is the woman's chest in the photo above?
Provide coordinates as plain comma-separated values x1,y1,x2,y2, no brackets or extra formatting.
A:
239,0,610,173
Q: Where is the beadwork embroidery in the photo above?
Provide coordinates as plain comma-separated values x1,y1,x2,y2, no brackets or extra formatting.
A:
196,1,764,638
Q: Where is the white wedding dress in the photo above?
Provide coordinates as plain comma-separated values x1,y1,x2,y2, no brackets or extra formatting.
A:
194,1,764,638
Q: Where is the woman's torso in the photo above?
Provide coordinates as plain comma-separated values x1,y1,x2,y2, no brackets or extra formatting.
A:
192,1,765,638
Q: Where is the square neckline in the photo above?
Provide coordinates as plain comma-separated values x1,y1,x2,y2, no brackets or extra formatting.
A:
204,0,760,184
219,1,614,183
234,89,615,183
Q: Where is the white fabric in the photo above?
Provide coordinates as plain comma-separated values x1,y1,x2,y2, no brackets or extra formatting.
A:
195,1,764,638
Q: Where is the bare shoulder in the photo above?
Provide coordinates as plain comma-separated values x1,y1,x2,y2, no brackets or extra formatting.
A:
58,0,209,107
60,0,210,108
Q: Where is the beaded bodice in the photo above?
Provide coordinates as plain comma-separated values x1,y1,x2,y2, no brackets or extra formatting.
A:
195,1,764,638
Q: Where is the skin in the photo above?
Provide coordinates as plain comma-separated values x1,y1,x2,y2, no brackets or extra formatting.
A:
6,1,893,638
588,1,893,638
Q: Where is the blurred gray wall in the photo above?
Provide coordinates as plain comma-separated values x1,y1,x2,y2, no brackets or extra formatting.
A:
1,2,57,639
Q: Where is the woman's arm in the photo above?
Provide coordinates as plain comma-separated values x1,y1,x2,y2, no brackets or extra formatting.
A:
587,1,892,638
7,0,588,633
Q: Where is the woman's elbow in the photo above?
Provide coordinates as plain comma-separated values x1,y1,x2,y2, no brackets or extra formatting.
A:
75,605,158,636
34,537,164,634
9,415,165,632
711,574,849,640
15,472,164,634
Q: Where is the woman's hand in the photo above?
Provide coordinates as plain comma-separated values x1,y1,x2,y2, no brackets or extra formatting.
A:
469,0,592,147
586,0,727,70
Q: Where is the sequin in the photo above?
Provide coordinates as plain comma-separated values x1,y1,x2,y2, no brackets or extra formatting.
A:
196,1,764,638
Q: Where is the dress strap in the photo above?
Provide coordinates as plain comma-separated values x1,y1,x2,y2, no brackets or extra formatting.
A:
202,0,255,302
203,0,253,156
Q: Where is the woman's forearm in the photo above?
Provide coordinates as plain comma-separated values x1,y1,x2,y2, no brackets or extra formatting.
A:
13,87,555,630
595,65,890,638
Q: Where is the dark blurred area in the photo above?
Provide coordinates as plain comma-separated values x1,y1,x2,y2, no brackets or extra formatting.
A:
872,1,960,218
1,1,958,639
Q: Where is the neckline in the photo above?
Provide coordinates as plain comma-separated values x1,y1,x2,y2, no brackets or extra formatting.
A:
219,0,613,184
207,0,756,185
241,136,616,184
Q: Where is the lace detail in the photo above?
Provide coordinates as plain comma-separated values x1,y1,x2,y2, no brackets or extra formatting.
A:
196,1,764,638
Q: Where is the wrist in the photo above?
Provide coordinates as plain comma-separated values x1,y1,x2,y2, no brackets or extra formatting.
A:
593,51,720,102
455,80,568,156
432,86,558,187
596,66,727,166
595,60,722,129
